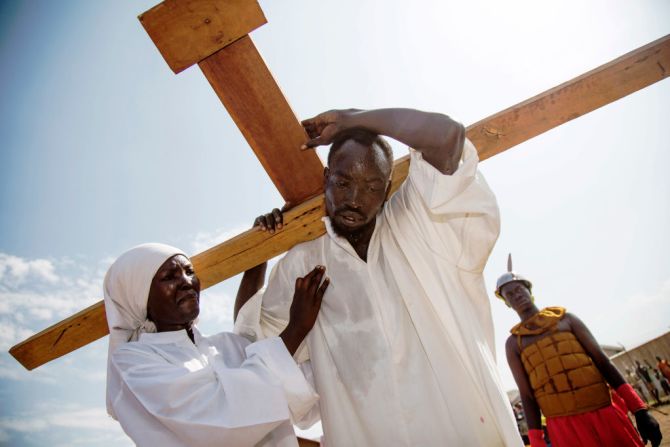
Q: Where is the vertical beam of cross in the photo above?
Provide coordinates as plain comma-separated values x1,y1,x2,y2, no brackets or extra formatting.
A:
139,0,324,204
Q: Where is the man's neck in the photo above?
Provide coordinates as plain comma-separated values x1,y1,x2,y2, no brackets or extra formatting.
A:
334,219,376,262
518,305,541,322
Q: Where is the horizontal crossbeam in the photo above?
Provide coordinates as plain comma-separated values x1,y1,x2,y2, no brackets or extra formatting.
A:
9,34,670,370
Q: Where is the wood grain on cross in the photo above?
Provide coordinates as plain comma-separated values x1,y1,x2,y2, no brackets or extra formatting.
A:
8,0,670,373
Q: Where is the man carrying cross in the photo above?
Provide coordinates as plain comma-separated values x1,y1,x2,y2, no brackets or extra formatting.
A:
235,108,521,446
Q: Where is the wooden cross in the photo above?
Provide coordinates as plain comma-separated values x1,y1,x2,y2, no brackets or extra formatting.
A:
8,0,670,373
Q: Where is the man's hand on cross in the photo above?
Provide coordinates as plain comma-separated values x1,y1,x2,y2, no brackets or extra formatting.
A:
254,208,284,234
253,202,294,233
301,109,362,149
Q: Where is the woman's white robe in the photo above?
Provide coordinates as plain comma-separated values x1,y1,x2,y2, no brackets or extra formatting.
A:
108,327,318,447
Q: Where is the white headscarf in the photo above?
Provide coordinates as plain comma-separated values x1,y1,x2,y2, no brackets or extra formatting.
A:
103,242,186,417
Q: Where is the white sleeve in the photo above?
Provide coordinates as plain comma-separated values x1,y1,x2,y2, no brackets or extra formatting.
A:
111,339,316,447
245,338,319,423
294,361,321,429
389,138,500,273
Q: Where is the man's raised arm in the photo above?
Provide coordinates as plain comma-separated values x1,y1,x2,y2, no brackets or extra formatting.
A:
301,108,465,174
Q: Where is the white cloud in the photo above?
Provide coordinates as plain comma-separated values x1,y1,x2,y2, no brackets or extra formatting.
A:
0,252,107,352
50,407,118,430
1,290,89,320
0,405,118,433
0,319,112,384
0,254,59,287
0,362,24,381
0,417,49,432
199,289,235,327
0,352,59,384
0,322,34,352
0,293,98,351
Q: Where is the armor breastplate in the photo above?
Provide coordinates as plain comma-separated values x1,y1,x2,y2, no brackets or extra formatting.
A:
520,330,611,417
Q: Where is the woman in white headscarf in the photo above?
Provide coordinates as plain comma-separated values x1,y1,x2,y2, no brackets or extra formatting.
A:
104,243,328,447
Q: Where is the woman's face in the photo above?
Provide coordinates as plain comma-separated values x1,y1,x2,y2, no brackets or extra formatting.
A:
147,255,200,329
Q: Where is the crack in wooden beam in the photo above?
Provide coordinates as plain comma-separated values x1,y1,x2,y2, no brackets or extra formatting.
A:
51,329,67,349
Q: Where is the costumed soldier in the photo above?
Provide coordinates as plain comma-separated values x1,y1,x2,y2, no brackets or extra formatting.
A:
497,255,662,447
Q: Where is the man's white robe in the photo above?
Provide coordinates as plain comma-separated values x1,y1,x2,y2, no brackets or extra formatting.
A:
236,141,522,446
108,327,318,447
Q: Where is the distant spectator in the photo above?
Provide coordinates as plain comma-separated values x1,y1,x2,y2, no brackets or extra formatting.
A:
657,356,670,382
654,369,670,397
627,368,650,404
649,367,665,399
637,360,661,403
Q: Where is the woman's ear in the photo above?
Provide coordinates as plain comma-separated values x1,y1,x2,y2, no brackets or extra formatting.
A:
384,179,393,201
146,298,154,322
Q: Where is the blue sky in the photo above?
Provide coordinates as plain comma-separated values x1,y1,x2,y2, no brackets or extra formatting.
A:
1,0,669,445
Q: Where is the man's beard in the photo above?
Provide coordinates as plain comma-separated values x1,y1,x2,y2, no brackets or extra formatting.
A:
330,212,376,243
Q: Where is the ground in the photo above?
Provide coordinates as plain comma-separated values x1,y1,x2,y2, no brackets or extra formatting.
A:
651,403,670,447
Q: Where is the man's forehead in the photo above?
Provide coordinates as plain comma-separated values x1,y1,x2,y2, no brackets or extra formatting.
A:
501,281,524,292
330,170,387,183
329,141,390,173
330,139,372,158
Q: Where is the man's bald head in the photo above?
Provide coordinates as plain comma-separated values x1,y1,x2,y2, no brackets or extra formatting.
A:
327,128,393,179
